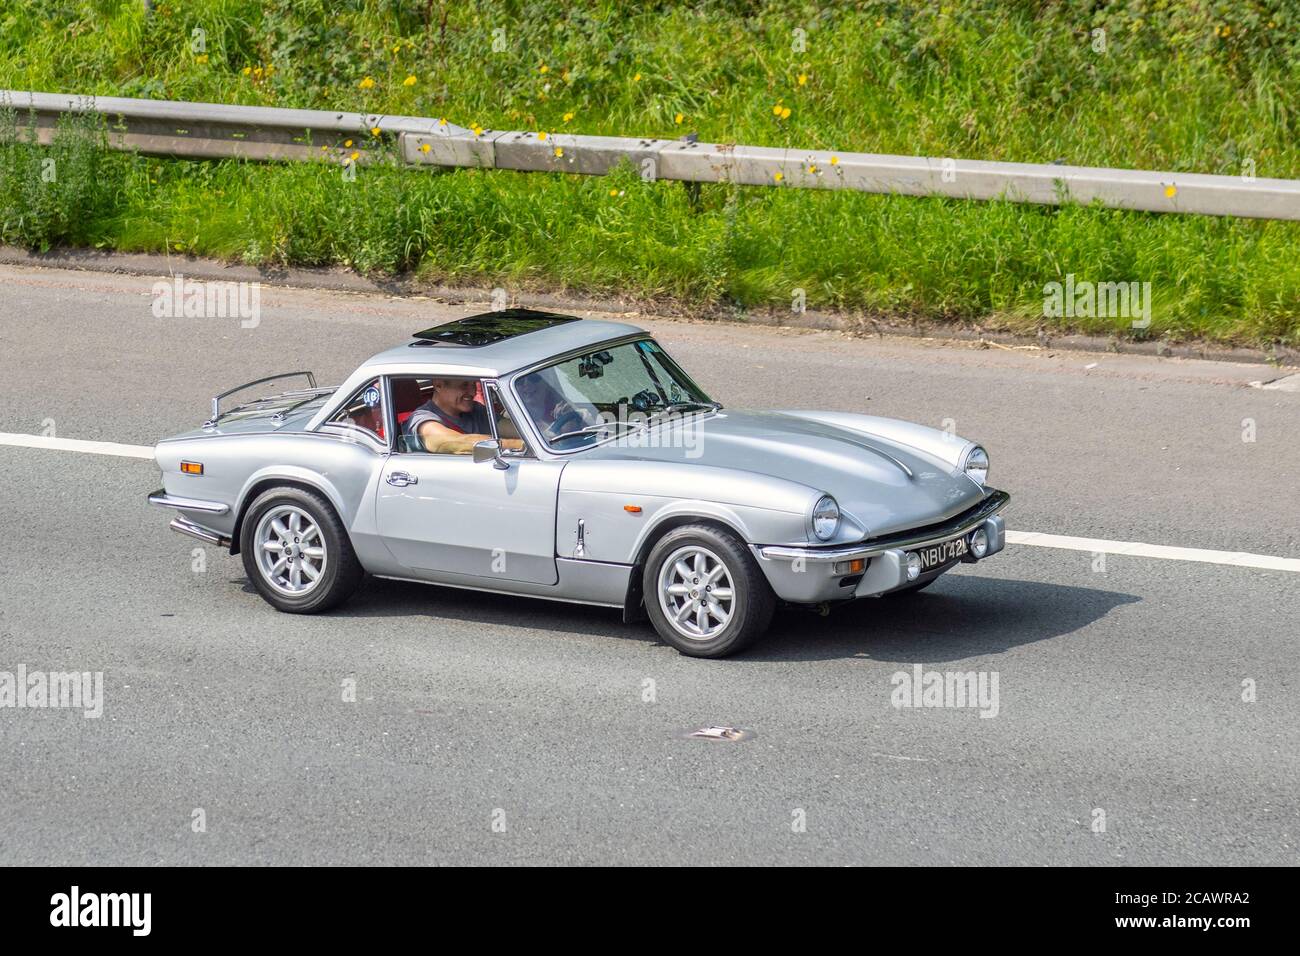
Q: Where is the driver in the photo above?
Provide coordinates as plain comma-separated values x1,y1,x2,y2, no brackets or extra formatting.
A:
406,378,524,455
516,368,596,438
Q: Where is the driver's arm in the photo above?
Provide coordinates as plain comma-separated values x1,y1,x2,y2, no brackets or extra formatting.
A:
417,421,523,455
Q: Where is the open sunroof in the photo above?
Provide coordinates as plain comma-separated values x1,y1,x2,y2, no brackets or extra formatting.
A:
411,309,580,347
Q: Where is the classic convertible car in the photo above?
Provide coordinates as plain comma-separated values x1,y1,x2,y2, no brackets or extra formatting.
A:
148,309,1009,657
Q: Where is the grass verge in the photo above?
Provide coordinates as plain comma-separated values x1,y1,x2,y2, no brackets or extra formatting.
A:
1,1,1297,345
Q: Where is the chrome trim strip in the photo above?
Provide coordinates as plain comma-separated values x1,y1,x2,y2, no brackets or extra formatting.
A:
758,490,1010,562
372,574,625,609
870,448,914,479
169,517,231,548
148,489,231,515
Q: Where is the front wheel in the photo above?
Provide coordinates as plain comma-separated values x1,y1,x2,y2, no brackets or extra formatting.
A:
239,486,364,613
643,524,775,658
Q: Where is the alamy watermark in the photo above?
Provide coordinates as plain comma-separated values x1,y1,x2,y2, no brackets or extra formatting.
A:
591,405,706,458
890,664,999,718
0,665,103,718
152,273,260,328
50,886,150,936
1043,274,1151,329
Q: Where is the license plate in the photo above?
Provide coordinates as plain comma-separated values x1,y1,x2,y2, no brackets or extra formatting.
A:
916,535,968,571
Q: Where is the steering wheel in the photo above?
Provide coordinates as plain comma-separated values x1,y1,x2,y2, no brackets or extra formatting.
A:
546,407,586,439
628,388,662,413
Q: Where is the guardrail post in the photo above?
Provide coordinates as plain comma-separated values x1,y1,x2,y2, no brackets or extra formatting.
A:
680,133,702,211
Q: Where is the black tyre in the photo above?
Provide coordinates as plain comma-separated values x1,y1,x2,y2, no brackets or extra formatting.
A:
239,486,364,614
643,523,775,658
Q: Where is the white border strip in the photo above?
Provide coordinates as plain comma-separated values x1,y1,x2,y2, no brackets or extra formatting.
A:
0,432,154,459
2,431,1297,573
1006,530,1300,573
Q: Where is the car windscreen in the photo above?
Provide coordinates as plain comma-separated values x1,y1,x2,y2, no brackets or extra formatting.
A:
513,339,715,450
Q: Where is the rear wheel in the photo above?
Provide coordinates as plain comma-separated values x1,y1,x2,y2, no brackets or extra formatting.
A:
643,524,775,658
240,486,364,613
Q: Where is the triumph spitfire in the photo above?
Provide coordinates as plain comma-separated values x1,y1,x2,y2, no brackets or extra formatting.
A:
148,309,1009,657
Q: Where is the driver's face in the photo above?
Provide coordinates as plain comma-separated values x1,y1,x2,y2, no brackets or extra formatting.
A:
435,378,477,413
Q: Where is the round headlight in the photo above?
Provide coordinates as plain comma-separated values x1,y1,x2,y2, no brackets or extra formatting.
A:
969,527,989,558
811,495,840,541
963,445,989,486
906,552,922,581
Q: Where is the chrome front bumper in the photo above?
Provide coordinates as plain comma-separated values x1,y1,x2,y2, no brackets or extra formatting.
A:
147,490,230,515
147,489,233,548
753,490,1010,604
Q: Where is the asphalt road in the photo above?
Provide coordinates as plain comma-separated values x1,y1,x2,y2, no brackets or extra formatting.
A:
0,262,1296,865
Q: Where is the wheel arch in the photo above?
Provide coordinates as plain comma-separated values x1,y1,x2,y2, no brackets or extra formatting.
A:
230,473,347,555
621,513,748,623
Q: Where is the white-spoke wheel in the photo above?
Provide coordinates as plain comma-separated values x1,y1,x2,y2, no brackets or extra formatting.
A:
657,545,735,642
254,505,328,597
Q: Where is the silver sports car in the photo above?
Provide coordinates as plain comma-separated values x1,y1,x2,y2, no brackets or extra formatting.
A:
148,309,1009,657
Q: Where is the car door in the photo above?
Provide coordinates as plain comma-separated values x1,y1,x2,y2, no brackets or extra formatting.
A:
374,378,563,585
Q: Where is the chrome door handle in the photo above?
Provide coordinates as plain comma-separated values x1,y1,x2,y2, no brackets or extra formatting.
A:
386,471,418,487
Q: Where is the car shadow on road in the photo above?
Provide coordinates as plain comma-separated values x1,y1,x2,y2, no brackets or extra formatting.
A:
752,575,1141,664
277,572,1138,663
303,576,658,645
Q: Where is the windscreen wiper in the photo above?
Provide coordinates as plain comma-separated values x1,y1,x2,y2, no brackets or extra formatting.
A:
548,419,646,444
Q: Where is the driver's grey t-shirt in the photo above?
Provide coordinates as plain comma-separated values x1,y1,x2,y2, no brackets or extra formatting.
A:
405,400,492,445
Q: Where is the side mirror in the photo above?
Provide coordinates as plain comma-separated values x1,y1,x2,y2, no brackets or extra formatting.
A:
473,439,509,469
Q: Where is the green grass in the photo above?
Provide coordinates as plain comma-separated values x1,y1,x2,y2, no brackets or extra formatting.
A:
1,0,1298,345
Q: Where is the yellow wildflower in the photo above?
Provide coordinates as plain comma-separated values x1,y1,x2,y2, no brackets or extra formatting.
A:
358,76,375,90
403,75,417,87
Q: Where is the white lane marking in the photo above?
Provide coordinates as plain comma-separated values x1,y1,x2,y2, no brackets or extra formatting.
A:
1006,531,1300,573
0,432,154,459
871,752,933,763
2,432,1298,573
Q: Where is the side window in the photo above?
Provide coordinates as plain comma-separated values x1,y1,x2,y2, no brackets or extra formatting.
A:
325,378,386,444
392,375,495,455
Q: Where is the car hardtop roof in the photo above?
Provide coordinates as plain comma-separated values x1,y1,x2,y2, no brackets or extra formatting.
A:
356,309,648,377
